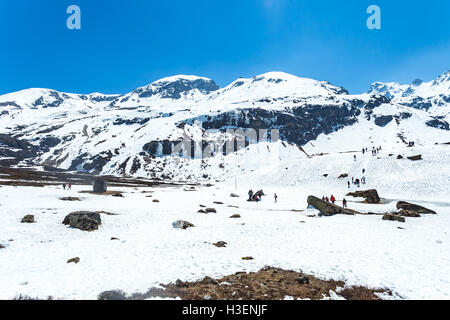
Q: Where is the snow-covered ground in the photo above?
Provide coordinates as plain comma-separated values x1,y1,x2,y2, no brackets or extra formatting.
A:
1,143,449,300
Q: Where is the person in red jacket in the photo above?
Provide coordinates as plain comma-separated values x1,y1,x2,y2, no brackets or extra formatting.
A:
330,195,336,204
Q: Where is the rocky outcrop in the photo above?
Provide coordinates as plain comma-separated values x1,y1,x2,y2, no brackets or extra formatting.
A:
347,189,381,204
307,196,358,216
396,201,436,214
62,211,102,231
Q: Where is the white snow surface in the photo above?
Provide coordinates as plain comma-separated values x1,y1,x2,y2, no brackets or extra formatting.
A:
1,142,449,300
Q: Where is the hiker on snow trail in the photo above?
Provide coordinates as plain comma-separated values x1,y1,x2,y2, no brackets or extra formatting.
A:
347,181,351,188
343,198,348,208
362,168,365,174
63,183,66,190
330,195,336,204
274,193,278,203
354,155,357,161
248,190,253,201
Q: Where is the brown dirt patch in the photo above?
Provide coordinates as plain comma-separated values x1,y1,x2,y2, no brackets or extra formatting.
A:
124,267,392,300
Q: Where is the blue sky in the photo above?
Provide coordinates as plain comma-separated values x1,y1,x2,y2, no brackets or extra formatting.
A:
1,0,449,95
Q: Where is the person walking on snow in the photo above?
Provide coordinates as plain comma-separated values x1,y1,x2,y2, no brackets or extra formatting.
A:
347,181,350,188
274,193,278,203
330,195,336,204
343,198,348,208
354,155,357,161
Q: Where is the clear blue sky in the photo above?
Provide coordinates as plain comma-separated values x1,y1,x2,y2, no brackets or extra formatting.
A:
1,0,449,95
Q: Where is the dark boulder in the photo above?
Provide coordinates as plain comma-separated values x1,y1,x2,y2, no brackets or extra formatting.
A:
93,179,107,193
62,211,102,231
347,189,381,204
407,155,422,161
396,201,436,214
21,215,35,223
205,208,217,213
338,173,348,179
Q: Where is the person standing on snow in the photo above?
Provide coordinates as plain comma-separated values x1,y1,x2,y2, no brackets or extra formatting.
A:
330,195,336,204
274,193,278,203
343,198,348,208
347,181,351,188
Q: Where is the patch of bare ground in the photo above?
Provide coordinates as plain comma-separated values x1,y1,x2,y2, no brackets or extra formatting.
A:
103,267,392,300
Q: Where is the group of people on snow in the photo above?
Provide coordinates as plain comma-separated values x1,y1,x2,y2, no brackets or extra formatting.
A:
62,183,72,190
248,189,265,202
322,195,348,208
348,169,367,188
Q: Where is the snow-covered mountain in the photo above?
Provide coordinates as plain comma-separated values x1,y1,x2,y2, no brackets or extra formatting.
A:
1,71,449,181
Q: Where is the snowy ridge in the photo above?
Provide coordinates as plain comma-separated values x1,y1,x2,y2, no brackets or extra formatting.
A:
0,71,449,181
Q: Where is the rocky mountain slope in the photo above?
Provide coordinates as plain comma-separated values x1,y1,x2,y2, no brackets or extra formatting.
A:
0,71,449,181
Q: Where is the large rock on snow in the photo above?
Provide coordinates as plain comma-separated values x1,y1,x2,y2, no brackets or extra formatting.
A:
93,179,107,193
307,196,358,216
62,211,102,231
396,201,436,214
172,220,195,230
346,189,381,204
21,215,35,223
407,155,422,161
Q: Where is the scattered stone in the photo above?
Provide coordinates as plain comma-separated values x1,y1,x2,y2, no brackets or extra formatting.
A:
62,212,101,231
229,214,241,219
397,227,405,230
213,201,224,205
145,195,152,198
214,241,227,248
0,243,5,249
397,155,403,159
227,205,239,208
112,193,124,198
242,256,254,260
230,193,239,198
397,201,436,214
111,237,119,241
93,179,107,193
407,155,422,161
21,215,35,223
67,257,80,264
153,199,160,203
184,186,196,192
172,220,195,230
382,214,405,223
338,173,348,179
199,205,206,208
205,208,217,213
323,174,329,177
197,209,207,214
347,189,381,204
59,197,81,201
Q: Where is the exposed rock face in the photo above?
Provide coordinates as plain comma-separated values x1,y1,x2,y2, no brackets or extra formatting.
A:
93,179,107,193
205,208,217,213
347,189,381,204
398,210,421,217
172,220,195,230
230,193,239,198
338,173,349,179
21,215,35,223
62,211,102,231
229,214,241,219
396,201,436,214
382,214,405,223
307,196,357,216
